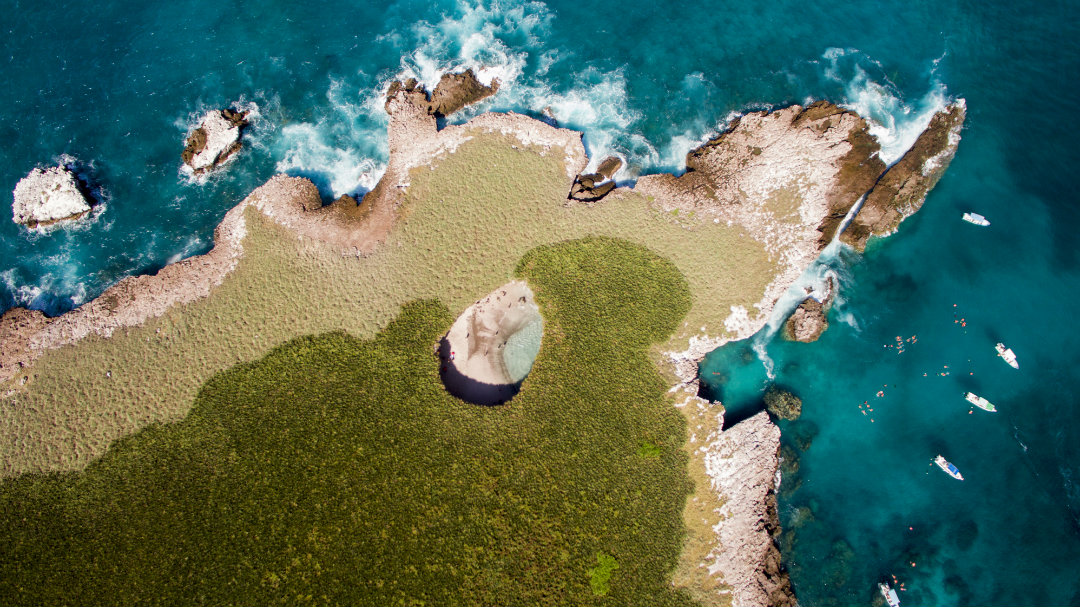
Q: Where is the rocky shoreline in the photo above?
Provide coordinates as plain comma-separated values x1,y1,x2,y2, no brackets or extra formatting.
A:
0,71,966,606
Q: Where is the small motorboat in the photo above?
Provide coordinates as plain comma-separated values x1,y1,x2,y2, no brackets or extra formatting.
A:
964,392,997,412
995,342,1019,369
935,455,964,480
962,212,990,226
879,582,901,607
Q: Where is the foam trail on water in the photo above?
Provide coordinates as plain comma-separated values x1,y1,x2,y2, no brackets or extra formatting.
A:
751,195,866,378
822,47,950,165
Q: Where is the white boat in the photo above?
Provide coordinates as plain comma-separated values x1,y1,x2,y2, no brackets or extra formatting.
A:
879,582,901,607
995,342,1019,369
964,391,997,412
935,455,964,480
962,212,990,226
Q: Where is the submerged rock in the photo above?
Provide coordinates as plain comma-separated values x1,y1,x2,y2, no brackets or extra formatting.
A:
841,101,967,251
182,108,249,174
764,386,802,421
569,156,622,202
384,68,500,119
11,166,94,228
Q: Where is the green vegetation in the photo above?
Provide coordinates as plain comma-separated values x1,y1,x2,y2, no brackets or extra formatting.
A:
3,129,776,477
0,238,700,606
589,552,620,596
638,441,662,459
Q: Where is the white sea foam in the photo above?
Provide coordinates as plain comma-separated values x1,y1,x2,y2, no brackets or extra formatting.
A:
1,267,63,311
822,47,950,165
270,78,389,198
275,122,385,197
165,236,209,266
372,1,652,181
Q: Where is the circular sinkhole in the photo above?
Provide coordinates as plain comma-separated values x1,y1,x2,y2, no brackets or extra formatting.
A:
439,280,543,406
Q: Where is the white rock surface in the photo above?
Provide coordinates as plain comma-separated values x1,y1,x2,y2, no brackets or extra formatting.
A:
700,410,786,606
12,166,92,227
188,111,242,172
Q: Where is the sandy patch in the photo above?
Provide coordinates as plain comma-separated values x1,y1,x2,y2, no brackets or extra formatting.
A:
441,280,541,404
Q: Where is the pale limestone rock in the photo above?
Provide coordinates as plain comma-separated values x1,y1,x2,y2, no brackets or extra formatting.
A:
183,109,247,174
12,166,92,228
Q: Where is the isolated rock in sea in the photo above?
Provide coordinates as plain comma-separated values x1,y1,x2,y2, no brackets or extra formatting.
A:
784,277,836,343
569,156,622,202
11,166,93,228
783,298,828,343
764,386,802,421
182,108,249,174
841,101,967,251
384,68,499,119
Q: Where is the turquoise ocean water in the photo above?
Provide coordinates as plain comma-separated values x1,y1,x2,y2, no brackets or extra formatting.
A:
2,0,1078,604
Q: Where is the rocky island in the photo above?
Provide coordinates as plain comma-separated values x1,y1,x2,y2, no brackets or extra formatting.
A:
181,108,249,174
0,68,965,606
11,165,94,228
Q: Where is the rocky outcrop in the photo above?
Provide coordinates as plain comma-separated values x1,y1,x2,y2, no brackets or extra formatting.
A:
792,102,888,246
764,386,802,421
182,109,249,174
637,102,883,341
783,298,828,343
783,278,835,343
11,166,94,228
441,281,543,406
568,156,622,202
695,409,794,607
384,68,500,119
841,101,967,251
429,69,500,117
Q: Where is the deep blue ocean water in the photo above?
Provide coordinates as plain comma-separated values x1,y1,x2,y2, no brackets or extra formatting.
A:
2,0,1078,604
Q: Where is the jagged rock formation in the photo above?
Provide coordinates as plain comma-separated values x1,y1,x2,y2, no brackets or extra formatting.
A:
784,298,828,343
696,409,795,607
568,156,622,202
783,278,835,343
637,102,884,350
11,166,94,228
429,69,500,116
764,386,802,421
384,68,500,119
182,108,249,174
841,101,967,251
